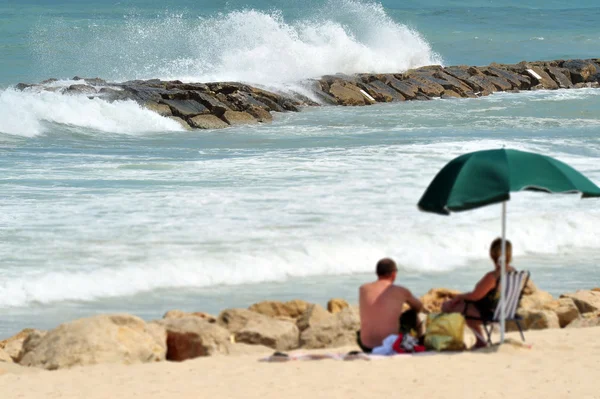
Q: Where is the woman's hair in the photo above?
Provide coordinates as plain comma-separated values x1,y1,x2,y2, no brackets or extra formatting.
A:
490,238,512,266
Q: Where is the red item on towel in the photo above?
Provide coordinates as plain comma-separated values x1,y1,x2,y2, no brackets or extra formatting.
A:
392,334,426,354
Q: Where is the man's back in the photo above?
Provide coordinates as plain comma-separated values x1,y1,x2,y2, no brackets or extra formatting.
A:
359,280,412,348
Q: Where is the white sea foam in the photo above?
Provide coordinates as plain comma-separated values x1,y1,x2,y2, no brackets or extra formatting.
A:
0,136,599,308
0,204,598,308
31,0,441,87
0,87,183,137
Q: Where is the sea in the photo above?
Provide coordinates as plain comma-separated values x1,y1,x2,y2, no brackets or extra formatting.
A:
1,0,599,338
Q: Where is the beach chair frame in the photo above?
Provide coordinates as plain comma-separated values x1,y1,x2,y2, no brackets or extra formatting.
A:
464,271,530,345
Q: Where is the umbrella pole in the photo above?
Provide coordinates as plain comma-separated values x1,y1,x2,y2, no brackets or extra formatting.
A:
500,201,507,343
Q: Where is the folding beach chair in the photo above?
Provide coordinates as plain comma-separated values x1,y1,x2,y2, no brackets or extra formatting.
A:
464,271,530,345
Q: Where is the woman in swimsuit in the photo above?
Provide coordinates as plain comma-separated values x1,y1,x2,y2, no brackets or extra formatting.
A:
442,238,516,348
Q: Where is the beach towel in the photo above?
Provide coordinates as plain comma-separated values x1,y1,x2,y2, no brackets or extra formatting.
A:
259,349,435,362
260,352,371,362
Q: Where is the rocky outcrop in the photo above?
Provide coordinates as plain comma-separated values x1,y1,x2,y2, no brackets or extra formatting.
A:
235,317,299,351
0,328,46,362
327,298,349,313
3,285,600,368
297,304,332,332
14,58,600,131
18,314,166,370
217,307,300,350
217,308,262,333
560,290,600,314
153,317,230,361
515,309,560,330
420,288,460,313
544,298,580,328
0,348,12,363
248,300,310,320
566,313,600,328
299,307,360,349
163,310,217,323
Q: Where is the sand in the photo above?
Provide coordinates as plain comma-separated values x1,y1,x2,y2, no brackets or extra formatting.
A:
1,327,599,399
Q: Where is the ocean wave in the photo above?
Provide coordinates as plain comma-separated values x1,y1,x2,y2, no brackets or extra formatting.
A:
31,0,441,86
0,87,183,137
0,207,598,308
0,138,599,308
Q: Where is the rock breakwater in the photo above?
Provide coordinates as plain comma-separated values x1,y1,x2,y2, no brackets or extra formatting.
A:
15,58,600,130
1,285,599,369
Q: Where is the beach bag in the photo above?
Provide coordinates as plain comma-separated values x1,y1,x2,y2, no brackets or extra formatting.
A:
424,313,466,351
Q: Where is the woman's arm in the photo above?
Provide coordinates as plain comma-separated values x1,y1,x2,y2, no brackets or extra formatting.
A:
455,273,496,302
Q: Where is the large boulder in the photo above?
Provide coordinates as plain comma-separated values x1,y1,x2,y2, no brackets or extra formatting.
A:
162,99,209,117
327,298,349,314
529,66,559,90
420,288,460,313
433,70,475,95
546,67,573,88
566,314,600,329
508,309,560,331
0,348,12,363
562,59,598,83
248,299,310,320
245,105,273,122
299,307,360,349
220,110,258,125
217,308,263,333
358,79,405,102
441,90,462,99
190,91,230,116
19,314,166,370
0,329,46,362
144,102,172,116
153,317,230,361
405,74,445,97
235,318,299,351
544,298,580,328
64,84,97,95
518,287,554,311
485,66,531,89
467,75,498,94
163,309,217,323
189,114,229,129
327,82,368,106
297,304,332,332
560,290,600,314
385,75,420,99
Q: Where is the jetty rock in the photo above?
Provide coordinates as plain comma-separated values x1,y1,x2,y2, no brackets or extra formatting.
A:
18,314,166,370
14,58,600,130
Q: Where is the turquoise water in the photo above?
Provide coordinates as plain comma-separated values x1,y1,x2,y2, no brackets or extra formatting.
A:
2,0,599,86
1,0,599,338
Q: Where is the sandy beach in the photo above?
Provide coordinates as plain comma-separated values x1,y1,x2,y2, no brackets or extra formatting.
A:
1,327,599,399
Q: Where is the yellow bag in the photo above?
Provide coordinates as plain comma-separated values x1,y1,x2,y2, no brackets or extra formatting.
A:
424,313,466,351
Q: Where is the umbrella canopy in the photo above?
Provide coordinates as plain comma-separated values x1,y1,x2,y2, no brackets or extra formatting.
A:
417,148,600,343
418,148,600,215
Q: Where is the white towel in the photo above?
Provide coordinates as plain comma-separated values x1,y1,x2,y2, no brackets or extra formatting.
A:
371,334,399,355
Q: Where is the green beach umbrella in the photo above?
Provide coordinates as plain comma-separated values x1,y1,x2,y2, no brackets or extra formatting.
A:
418,148,600,343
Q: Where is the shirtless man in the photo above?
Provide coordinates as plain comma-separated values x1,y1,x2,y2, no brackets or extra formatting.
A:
357,258,423,352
